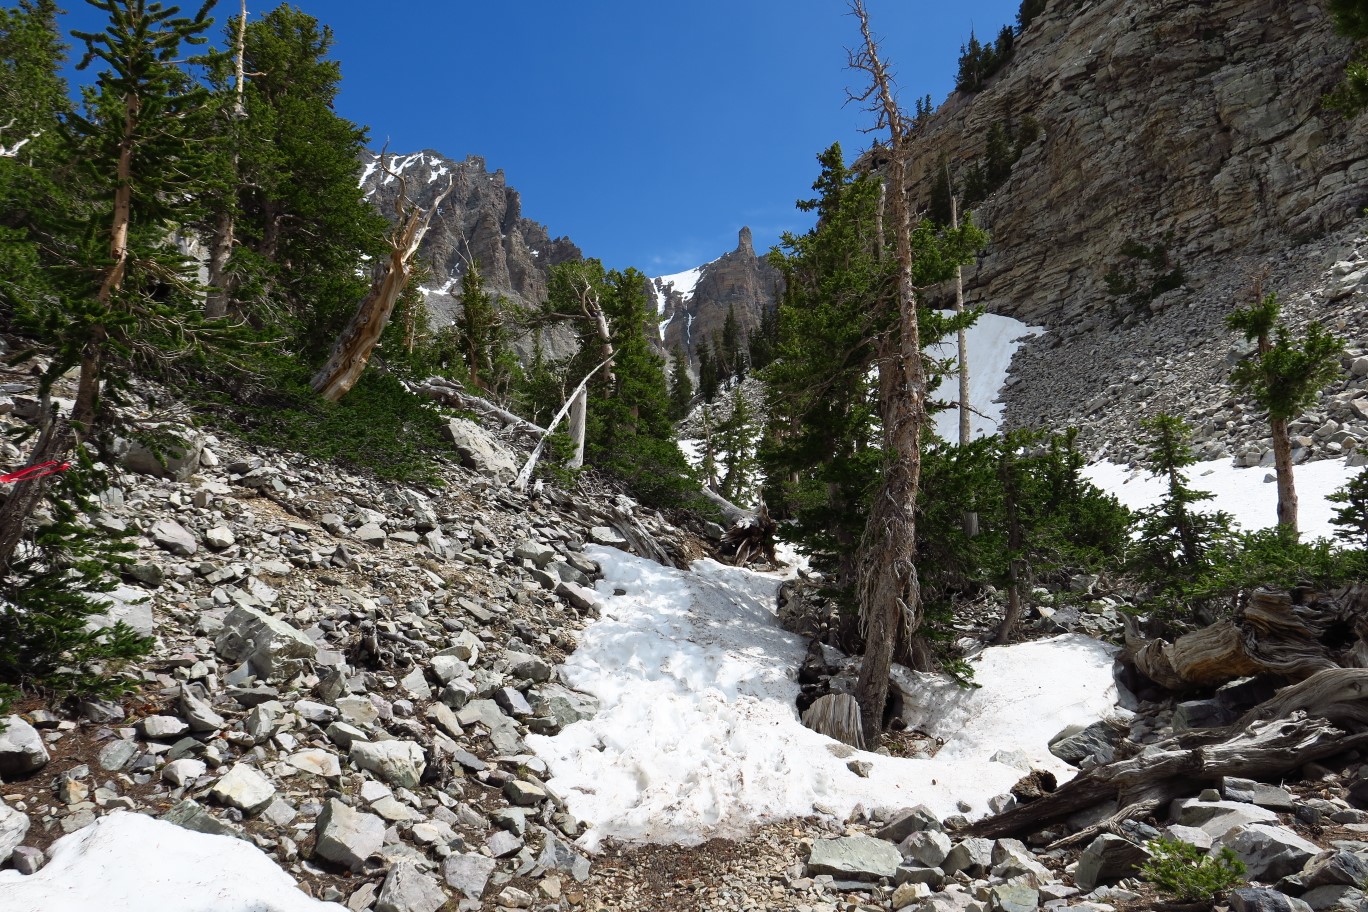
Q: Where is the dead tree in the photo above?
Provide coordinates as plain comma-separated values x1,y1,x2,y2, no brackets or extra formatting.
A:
311,156,454,401
204,0,248,319
849,0,928,741
968,668,1368,845
1124,586,1367,690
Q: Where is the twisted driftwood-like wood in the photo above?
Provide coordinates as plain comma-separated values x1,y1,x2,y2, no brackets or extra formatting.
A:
1125,586,1368,690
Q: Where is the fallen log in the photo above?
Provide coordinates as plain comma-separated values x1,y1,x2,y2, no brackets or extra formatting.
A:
966,709,1368,841
1124,586,1368,690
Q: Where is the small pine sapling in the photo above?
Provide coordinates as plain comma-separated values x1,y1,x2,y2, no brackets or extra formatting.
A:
1140,838,1246,903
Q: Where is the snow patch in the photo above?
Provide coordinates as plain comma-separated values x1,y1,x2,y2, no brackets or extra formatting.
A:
0,811,344,912
529,547,1119,850
654,260,714,308
927,312,1042,441
1084,456,1360,542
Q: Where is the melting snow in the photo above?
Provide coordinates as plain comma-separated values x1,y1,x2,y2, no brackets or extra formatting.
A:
0,811,344,912
654,262,712,308
1085,456,1359,542
928,311,1042,441
528,547,1119,850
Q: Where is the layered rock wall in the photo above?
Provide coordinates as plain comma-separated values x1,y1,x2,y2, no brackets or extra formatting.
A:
902,0,1366,328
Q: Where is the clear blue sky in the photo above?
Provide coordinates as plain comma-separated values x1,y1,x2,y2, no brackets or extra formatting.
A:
55,0,1022,275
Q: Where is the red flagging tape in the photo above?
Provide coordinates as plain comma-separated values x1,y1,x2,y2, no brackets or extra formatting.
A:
0,461,71,483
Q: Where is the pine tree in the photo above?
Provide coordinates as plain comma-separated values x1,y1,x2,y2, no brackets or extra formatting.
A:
717,386,759,504
1327,0,1368,113
667,347,695,420
208,5,386,343
720,303,746,380
1226,289,1343,534
1132,414,1233,601
1329,469,1368,549
696,340,720,402
456,261,511,398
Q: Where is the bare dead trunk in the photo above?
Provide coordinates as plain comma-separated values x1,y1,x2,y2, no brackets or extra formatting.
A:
0,410,70,575
851,0,925,742
312,168,453,401
206,2,248,320
950,187,970,447
567,386,587,469
1124,586,1362,690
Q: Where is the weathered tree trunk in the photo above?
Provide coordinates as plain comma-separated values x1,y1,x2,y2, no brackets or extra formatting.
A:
1124,587,1364,690
567,387,587,470
205,1,249,320
0,409,70,575
968,709,1368,841
1271,414,1298,532
851,0,925,741
312,167,454,401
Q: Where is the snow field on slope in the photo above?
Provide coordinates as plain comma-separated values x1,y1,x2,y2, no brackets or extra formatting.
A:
1085,455,1361,542
528,547,1119,850
0,811,344,912
926,311,1041,441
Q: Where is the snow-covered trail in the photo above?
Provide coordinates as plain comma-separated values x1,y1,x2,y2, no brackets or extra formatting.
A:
528,548,1120,851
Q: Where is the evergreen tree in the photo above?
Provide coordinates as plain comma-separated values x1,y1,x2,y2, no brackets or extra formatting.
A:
456,261,514,400
747,303,779,371
544,260,696,507
208,4,386,344
1017,0,1049,31
717,385,759,504
720,304,745,380
667,347,695,421
1226,290,1343,534
1329,469,1368,549
696,340,720,402
1132,414,1233,604
1327,0,1368,113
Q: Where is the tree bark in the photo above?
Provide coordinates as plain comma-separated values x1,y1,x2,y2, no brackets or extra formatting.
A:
311,168,453,401
0,409,70,575
1124,586,1364,690
851,0,925,741
1271,414,1298,533
967,710,1368,841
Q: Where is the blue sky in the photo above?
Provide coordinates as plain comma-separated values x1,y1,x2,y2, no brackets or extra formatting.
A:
56,0,1022,275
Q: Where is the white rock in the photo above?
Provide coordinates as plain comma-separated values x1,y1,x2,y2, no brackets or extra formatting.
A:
209,763,276,815
350,740,426,789
162,759,207,787
0,716,49,776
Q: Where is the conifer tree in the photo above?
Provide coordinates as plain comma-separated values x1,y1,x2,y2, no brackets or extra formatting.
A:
1226,289,1343,534
456,261,512,399
667,347,695,421
717,386,759,504
1327,0,1368,112
696,341,720,403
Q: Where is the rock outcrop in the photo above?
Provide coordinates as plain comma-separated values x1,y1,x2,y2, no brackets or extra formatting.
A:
900,0,1366,329
654,227,783,371
359,150,582,358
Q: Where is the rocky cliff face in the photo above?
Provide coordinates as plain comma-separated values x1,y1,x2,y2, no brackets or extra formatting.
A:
903,0,1366,329
359,150,582,358
653,227,783,371
888,0,1368,460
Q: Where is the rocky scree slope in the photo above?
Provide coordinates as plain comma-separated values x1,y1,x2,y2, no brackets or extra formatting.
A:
359,150,582,361
0,341,706,910
3,349,1368,912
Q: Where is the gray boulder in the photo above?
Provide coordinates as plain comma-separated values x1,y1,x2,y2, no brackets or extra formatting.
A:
115,428,203,481
943,837,995,876
0,716,49,777
1298,849,1368,890
214,604,317,682
539,833,592,882
160,798,239,838
0,798,30,865
1217,824,1322,882
877,805,943,843
314,798,385,871
1048,719,1120,765
805,834,902,881
1230,888,1314,912
88,585,154,638
208,763,276,815
1074,834,1150,891
349,739,426,789
900,829,952,867
445,418,518,481
375,861,447,912
443,852,496,900
151,519,198,556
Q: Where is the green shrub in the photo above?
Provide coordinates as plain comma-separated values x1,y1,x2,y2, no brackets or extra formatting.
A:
1140,838,1246,902
193,354,450,484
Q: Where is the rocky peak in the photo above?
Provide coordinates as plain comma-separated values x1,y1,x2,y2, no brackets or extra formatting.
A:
359,149,582,358
654,226,783,371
